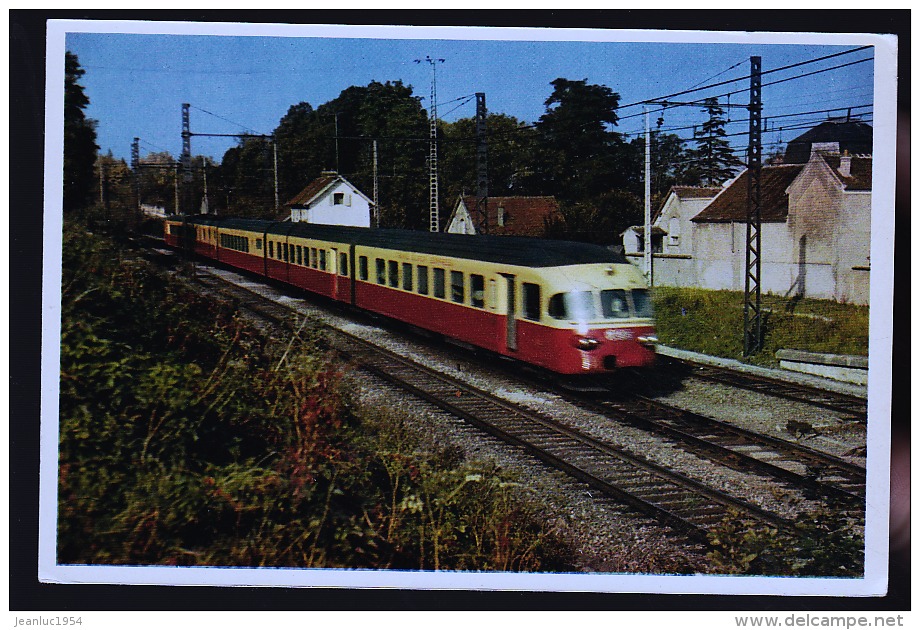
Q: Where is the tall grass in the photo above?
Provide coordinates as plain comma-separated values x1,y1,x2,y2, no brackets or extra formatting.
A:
653,287,869,366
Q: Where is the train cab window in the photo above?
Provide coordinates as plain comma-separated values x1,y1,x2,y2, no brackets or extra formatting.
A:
522,283,541,321
470,274,485,308
548,294,566,319
296,245,303,265
600,289,630,319
339,253,348,276
359,256,369,281
319,250,327,271
417,265,429,295
268,241,274,258
376,258,386,284
433,268,446,299
388,260,399,287
401,263,413,291
630,289,655,318
450,271,465,304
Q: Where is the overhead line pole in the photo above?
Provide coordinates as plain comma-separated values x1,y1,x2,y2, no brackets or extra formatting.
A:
416,55,445,233
644,107,653,285
743,56,764,357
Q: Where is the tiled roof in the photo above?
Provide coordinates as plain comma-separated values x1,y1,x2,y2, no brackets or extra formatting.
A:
286,175,338,207
458,196,561,236
671,186,723,199
784,120,873,164
822,154,872,191
691,165,804,223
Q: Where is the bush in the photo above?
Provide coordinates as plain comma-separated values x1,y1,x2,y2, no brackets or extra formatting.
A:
57,221,572,571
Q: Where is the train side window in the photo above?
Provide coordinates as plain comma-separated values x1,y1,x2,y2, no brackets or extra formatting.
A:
376,258,386,284
296,245,302,265
450,271,465,304
433,268,446,299
319,249,327,271
388,260,399,287
310,248,317,268
283,243,289,262
417,265,429,295
359,256,369,281
268,241,274,258
402,263,413,291
339,253,348,276
256,238,262,251
522,283,541,320
470,274,485,308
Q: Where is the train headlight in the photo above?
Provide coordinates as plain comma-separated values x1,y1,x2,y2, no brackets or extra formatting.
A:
574,336,601,351
637,335,658,347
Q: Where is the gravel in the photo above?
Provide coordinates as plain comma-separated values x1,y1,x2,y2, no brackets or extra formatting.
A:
202,265,868,574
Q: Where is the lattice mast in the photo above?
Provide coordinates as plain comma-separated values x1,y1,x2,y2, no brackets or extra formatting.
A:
474,92,489,234
416,56,444,232
743,56,764,356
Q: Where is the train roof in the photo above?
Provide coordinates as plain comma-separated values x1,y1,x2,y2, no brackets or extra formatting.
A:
172,215,627,267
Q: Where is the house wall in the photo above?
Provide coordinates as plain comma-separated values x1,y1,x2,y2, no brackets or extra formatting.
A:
292,181,371,227
630,156,870,305
445,202,477,234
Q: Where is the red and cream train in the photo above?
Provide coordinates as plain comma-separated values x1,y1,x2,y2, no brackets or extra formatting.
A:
164,215,657,374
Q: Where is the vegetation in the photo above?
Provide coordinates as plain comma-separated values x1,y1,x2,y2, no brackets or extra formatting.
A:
707,505,864,577
652,286,869,366
64,52,99,212
58,223,571,570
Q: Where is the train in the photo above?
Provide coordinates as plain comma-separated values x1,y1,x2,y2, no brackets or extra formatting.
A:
164,215,657,375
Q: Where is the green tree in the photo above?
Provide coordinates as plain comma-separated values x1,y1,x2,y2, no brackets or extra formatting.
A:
64,51,99,212
439,113,540,204
687,97,741,186
532,78,635,202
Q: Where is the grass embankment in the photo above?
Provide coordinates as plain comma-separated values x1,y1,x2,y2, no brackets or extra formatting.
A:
58,223,571,571
652,287,869,367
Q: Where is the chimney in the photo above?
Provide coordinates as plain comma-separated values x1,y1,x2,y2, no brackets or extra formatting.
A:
838,150,852,177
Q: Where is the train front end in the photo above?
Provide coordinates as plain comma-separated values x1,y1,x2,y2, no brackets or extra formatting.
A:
538,263,657,374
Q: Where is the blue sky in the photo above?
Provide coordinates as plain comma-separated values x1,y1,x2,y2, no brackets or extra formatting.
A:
62,23,878,164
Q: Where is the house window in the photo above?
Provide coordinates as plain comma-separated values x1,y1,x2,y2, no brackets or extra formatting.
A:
433,268,446,299
417,265,429,295
668,218,681,246
333,192,345,205
522,283,541,321
497,207,506,227
450,271,465,304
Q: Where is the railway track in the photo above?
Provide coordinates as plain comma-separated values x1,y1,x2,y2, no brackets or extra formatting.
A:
189,267,806,543
565,390,866,507
659,356,867,420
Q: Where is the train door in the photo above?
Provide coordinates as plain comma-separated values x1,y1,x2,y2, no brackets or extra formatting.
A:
331,247,340,298
501,273,517,352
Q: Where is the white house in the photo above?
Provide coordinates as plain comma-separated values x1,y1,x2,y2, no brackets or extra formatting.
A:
622,146,872,304
286,171,374,227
